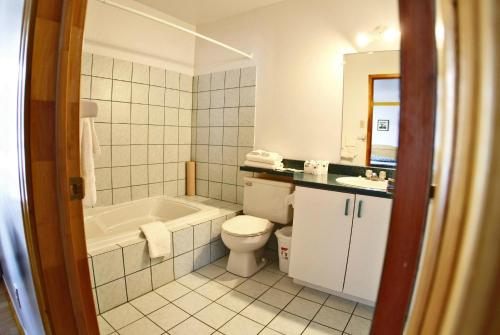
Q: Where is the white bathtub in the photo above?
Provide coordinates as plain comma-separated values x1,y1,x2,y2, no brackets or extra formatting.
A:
84,196,220,251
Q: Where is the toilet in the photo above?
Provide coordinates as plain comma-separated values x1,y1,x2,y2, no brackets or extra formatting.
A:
221,177,294,277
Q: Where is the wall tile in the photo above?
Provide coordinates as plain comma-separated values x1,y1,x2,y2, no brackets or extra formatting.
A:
81,52,92,75
222,146,237,165
196,127,209,145
209,146,222,164
224,88,239,107
132,63,149,84
150,67,166,87
179,145,191,161
113,187,131,204
180,74,193,92
152,259,174,289
198,74,211,92
196,180,208,197
148,164,163,183
209,127,223,145
131,145,147,165
126,268,152,300
209,164,222,183
222,165,237,184
93,249,124,286
112,146,131,167
179,127,191,145
112,102,130,123
198,92,210,109
194,245,211,270
164,145,179,162
165,107,179,126
223,127,238,146
165,89,180,108
131,125,148,144
210,239,227,262
164,163,178,181
225,69,240,89
209,182,222,199
164,180,178,196
174,251,194,279
180,92,192,109
178,162,186,179
131,165,148,185
166,71,180,89
81,76,91,99
149,86,164,106
94,100,111,123
149,182,163,196
132,185,148,200
95,145,111,168
148,105,164,125
211,72,225,90
92,55,113,78
112,80,131,102
173,226,194,256
95,168,112,190
96,190,112,206
194,221,211,248
238,127,254,147
148,145,164,164
241,67,257,87
209,108,224,127
113,59,132,81
196,162,208,180
210,90,224,108
240,86,256,107
112,166,131,188
112,124,131,145
179,109,191,127
96,278,127,313
223,108,238,126
123,242,150,275
92,77,112,100
131,104,148,124
164,126,179,144
239,107,255,126
131,83,149,104
148,125,164,144
222,184,237,203
211,216,225,242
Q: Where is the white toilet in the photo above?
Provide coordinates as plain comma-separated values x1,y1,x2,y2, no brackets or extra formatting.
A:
221,177,294,277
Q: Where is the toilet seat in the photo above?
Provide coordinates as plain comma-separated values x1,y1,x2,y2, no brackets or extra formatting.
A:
222,215,273,237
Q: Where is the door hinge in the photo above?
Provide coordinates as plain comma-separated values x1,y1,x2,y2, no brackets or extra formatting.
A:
69,177,85,200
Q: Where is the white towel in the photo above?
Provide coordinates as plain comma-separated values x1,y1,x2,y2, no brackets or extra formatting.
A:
80,118,101,207
140,221,172,259
244,160,284,170
246,149,283,162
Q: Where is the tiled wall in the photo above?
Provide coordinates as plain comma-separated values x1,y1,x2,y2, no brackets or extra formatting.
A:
80,53,193,206
191,67,257,204
89,206,241,314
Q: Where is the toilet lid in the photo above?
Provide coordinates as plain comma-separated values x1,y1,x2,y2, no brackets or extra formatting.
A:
222,215,273,237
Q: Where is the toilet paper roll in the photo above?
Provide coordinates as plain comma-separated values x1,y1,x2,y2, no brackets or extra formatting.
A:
186,161,196,196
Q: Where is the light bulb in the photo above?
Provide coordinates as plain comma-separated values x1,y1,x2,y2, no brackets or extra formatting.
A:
383,28,400,42
356,33,370,47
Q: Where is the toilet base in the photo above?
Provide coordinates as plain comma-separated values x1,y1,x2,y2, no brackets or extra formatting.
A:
226,248,268,277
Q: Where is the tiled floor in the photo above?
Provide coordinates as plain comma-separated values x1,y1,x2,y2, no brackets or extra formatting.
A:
98,257,373,335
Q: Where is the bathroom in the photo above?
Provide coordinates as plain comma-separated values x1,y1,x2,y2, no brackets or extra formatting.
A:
1,0,499,334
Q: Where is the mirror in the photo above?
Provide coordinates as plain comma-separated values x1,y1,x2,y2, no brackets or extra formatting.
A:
341,50,400,167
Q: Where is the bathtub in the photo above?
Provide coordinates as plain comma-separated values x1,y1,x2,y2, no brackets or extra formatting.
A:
84,196,220,251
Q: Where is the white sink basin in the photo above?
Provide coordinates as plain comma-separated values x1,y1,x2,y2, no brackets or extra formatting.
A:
336,176,388,191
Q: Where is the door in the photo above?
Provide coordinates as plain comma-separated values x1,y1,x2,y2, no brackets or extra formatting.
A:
343,195,392,302
289,187,355,292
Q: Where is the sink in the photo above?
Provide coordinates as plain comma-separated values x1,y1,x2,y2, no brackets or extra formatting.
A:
336,176,388,191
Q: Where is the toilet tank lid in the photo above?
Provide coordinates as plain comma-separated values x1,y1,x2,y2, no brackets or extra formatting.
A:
222,215,273,236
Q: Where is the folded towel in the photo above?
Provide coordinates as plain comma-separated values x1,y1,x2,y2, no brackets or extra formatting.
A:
244,160,284,170
140,221,172,258
80,118,101,207
247,149,283,161
245,154,283,165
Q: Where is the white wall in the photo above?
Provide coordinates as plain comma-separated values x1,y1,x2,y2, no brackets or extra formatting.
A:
194,0,357,163
84,0,196,74
341,51,400,165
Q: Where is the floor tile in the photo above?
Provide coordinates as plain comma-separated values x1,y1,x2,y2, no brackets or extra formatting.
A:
213,256,229,268
173,291,211,314
240,300,280,325
297,287,329,304
251,270,284,286
353,304,374,320
176,273,210,289
267,311,309,335
117,317,163,335
196,280,232,300
196,264,227,279
195,302,236,329
259,328,282,335
303,322,342,335
263,262,285,275
344,315,371,335
216,291,254,312
325,295,356,313
148,304,189,331
168,317,215,335
235,280,269,298
129,292,168,315
313,306,350,331
102,303,142,330
258,288,294,309
284,296,322,320
219,315,264,335
273,276,303,295
215,272,247,288
97,315,114,335
155,281,191,301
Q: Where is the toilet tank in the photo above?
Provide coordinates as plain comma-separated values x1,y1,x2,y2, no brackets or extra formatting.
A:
243,177,294,224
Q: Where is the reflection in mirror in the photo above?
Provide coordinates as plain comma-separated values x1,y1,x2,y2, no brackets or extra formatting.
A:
341,51,400,167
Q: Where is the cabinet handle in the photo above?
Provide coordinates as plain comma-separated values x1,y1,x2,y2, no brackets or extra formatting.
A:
344,199,350,216
357,200,363,218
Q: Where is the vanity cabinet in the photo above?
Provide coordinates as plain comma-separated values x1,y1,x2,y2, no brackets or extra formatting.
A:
289,186,392,303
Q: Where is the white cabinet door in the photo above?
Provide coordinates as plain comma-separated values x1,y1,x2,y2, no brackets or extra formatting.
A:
289,187,355,292
343,195,392,302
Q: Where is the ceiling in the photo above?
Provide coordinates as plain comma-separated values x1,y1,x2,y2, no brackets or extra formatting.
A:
134,0,287,25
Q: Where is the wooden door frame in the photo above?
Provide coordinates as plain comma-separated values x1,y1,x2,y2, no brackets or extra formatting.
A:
365,73,401,166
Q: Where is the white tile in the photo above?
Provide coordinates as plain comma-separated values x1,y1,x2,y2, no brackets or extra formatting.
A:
285,297,322,320
155,280,190,302
81,52,92,75
164,145,179,162
173,291,211,314
196,162,209,180
113,187,131,204
131,83,148,104
238,127,254,147
210,90,224,108
198,92,210,109
149,87,165,107
179,74,192,92
97,315,114,335
95,123,111,145
313,306,350,331
111,146,130,167
223,146,238,165
241,300,280,325
209,146,223,164
239,107,255,126
148,303,189,331
215,272,246,289
130,291,168,315
268,311,309,335
210,238,226,261
148,145,164,164
222,184,237,203
169,317,214,335
325,295,356,313
303,322,342,335
95,145,111,168
196,127,209,145
251,270,284,286
178,162,186,179
194,245,210,269
209,163,222,182
240,86,255,106
112,166,130,188
166,71,180,89
345,315,371,335
240,67,256,87
210,127,223,145
150,67,165,87
113,59,132,81
179,91,192,109
92,249,124,286
92,54,113,78
196,180,209,197
131,145,147,165
112,80,131,102
273,276,303,295
164,163,178,181
195,303,236,329
225,88,239,107
178,109,191,126
147,125,162,144
123,241,150,274
195,280,232,301
258,287,294,309
126,268,152,300
194,221,211,248
152,259,174,289
353,304,374,320
223,127,238,146
148,164,163,184
131,125,148,144
131,185,148,200
224,108,238,126
165,89,180,107
132,63,149,84
235,280,269,299
179,127,191,145
165,107,179,126
91,77,112,100
178,145,191,161
219,315,263,335
225,69,240,89
196,264,226,279
211,216,225,240
216,291,253,313
96,278,127,313
298,287,329,304
112,124,130,145
174,251,193,278
111,102,130,123
210,108,224,126
176,273,210,290
118,317,163,335
173,226,193,256
102,303,142,330
94,100,111,123
260,328,282,335
198,74,210,91
162,126,177,145
211,71,225,90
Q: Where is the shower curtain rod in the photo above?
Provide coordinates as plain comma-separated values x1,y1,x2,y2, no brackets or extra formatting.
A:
98,0,254,59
